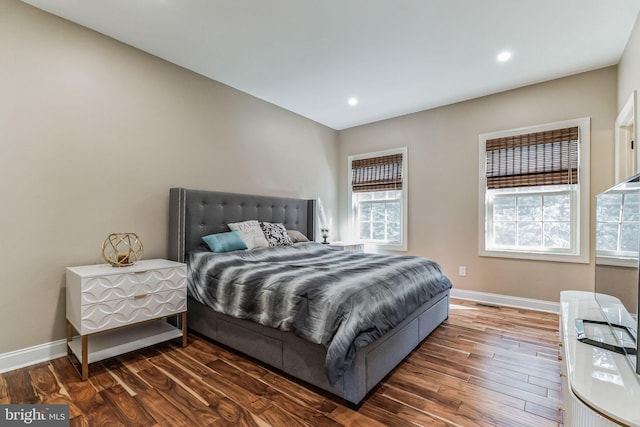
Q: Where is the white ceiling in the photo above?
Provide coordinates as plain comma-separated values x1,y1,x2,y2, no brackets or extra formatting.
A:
21,0,640,130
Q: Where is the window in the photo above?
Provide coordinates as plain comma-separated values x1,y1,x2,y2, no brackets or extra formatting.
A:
348,148,407,251
489,190,573,250
479,118,590,263
354,190,402,242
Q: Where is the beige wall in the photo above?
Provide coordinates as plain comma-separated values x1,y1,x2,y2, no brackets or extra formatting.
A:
618,13,640,111
0,0,339,354
338,67,618,302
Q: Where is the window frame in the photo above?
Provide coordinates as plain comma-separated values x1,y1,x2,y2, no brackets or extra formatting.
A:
596,186,640,267
348,147,408,251
478,118,590,263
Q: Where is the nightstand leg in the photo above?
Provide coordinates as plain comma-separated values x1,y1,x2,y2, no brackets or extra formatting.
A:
181,311,188,347
66,321,72,356
81,335,89,380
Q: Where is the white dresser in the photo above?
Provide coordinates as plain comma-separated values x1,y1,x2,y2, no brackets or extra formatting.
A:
66,259,187,379
560,291,640,427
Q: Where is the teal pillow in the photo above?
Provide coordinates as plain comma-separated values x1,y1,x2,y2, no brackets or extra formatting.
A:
202,231,248,253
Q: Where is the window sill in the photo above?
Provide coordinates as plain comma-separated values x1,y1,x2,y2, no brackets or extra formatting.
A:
479,248,589,264
595,256,638,268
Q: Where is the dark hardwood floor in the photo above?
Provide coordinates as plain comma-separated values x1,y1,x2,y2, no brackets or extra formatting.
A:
0,299,562,426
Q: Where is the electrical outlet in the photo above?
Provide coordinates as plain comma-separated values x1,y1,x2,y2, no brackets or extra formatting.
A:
458,266,467,276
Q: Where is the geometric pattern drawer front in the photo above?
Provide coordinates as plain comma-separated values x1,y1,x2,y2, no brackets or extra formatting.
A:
80,288,186,334
81,267,186,305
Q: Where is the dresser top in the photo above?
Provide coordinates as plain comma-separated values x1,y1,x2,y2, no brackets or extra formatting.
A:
67,259,185,277
560,290,640,426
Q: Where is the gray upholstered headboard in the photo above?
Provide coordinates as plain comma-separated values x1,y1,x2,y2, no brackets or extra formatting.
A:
168,188,317,263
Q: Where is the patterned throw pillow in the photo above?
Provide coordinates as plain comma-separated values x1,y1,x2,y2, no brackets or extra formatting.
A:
227,220,269,250
260,222,294,246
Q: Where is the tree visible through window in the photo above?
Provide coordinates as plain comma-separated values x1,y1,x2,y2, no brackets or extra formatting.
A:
490,192,572,249
355,190,401,242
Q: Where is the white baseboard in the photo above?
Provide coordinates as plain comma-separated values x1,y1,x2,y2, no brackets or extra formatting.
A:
0,339,68,374
0,289,558,375
450,288,560,314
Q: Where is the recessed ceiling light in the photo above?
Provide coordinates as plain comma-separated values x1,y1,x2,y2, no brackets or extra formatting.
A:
348,97,358,106
497,51,512,62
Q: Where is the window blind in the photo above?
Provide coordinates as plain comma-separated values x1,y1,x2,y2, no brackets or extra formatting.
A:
485,126,579,189
352,153,403,193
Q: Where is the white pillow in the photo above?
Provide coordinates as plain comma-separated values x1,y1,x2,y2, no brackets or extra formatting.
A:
227,220,269,250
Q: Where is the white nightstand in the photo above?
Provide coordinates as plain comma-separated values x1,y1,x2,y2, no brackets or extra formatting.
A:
66,259,187,380
326,242,365,253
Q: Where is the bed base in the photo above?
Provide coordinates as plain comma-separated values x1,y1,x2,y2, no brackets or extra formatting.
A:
188,290,449,405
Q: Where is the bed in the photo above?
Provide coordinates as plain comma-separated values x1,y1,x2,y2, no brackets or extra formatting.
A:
168,187,451,405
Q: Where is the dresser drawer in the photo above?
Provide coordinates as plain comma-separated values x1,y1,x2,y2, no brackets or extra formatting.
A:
80,267,186,305
80,288,186,334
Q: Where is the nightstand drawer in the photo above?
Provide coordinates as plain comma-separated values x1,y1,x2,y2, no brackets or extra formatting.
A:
80,288,186,334
79,267,186,304
67,259,187,334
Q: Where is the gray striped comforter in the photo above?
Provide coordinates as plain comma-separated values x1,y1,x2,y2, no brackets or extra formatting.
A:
187,242,452,383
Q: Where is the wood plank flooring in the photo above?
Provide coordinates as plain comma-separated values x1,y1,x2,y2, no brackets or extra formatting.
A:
0,299,562,426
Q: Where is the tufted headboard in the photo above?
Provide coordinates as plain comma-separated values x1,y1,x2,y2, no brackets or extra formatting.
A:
168,188,317,263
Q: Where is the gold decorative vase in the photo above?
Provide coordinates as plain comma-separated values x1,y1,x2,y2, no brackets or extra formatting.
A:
101,233,143,267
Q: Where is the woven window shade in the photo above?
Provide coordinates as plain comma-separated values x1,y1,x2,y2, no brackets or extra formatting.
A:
352,153,403,193
485,127,579,189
